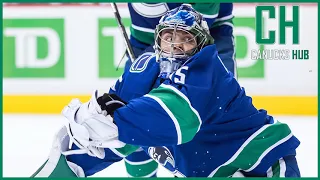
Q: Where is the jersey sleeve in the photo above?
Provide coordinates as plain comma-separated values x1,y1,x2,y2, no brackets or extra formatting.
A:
108,75,123,95
209,3,234,38
113,82,202,146
211,3,234,27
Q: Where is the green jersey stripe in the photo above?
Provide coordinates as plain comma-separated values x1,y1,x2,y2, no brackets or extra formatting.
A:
209,122,277,177
270,158,287,177
125,160,158,177
209,121,292,177
110,144,140,158
215,14,234,22
272,159,281,177
212,18,234,28
160,84,202,131
131,24,155,33
147,84,201,144
144,94,183,144
219,22,234,28
130,26,155,45
127,169,158,178
191,3,220,17
125,158,154,165
243,133,292,172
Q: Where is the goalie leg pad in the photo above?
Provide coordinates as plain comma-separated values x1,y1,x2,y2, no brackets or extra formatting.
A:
31,126,85,177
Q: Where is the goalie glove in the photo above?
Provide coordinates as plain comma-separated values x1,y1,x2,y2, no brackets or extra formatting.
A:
61,90,126,159
96,92,127,117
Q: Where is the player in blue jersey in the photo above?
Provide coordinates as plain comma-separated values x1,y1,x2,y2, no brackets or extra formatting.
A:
32,5,300,178
125,4,236,176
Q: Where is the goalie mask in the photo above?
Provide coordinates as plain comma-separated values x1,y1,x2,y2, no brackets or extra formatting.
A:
154,4,214,79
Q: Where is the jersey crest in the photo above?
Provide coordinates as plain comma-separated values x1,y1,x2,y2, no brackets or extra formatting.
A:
148,146,175,167
129,53,155,73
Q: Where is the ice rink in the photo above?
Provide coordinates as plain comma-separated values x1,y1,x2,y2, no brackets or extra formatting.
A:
3,114,318,177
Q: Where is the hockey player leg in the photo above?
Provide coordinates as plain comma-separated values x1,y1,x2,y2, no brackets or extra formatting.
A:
267,155,301,177
239,155,301,177
31,126,85,177
125,148,158,177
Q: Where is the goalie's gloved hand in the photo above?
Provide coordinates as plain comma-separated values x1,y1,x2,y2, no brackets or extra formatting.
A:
97,93,127,117
61,90,126,159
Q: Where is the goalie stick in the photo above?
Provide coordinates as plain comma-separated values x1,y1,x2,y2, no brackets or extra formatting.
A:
111,3,136,63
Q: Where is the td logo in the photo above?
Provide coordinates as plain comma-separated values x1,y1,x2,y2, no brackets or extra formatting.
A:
98,18,131,78
234,17,264,78
3,19,64,78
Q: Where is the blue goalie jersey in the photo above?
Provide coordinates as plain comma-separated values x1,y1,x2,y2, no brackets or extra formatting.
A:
107,45,300,177
67,45,300,177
